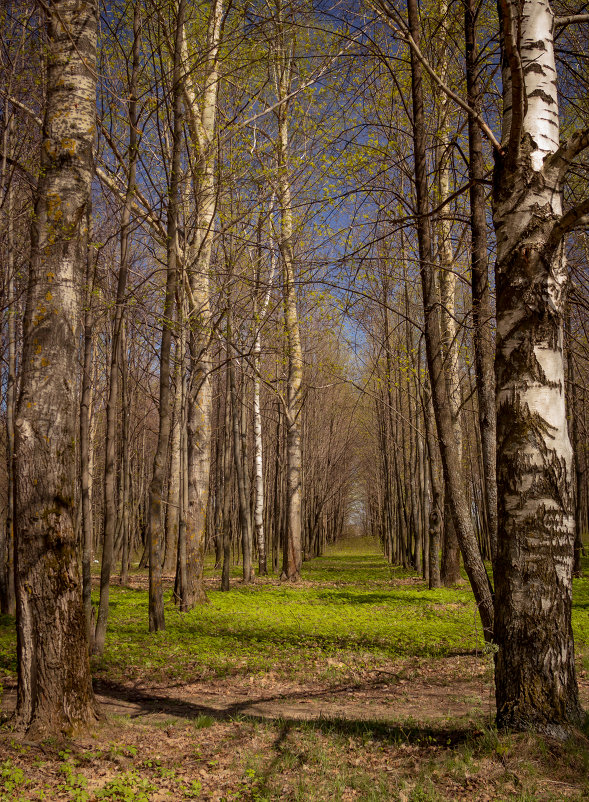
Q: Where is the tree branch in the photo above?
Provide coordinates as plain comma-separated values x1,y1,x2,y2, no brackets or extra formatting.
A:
554,14,589,27
544,127,589,181
0,92,167,241
548,198,589,248
370,0,503,154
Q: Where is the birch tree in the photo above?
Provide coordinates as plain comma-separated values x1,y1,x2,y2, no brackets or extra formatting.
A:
493,0,588,735
175,0,224,608
13,0,98,733
273,2,304,581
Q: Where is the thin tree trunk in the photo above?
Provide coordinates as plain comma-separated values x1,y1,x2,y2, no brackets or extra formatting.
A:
229,323,253,583
2,112,16,616
253,210,276,575
407,0,493,640
221,360,232,592
273,15,303,581
465,0,497,561
80,236,96,646
148,0,185,632
164,347,182,573
94,4,141,654
436,9,463,586
119,323,131,585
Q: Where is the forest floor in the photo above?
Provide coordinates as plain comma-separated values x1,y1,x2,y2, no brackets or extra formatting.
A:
0,539,589,801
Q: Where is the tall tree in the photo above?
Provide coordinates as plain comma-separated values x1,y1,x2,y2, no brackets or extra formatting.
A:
176,0,224,607
493,0,587,735
464,0,497,560
13,0,98,733
404,0,494,640
274,2,304,581
147,0,186,632
94,2,142,655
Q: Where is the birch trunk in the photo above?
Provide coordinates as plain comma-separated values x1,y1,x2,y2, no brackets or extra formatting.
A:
229,334,253,583
436,7,463,586
177,0,223,607
13,0,98,734
493,0,585,734
275,32,304,581
253,205,277,575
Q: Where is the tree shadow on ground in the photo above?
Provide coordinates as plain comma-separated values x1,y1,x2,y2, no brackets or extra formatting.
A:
92,678,475,747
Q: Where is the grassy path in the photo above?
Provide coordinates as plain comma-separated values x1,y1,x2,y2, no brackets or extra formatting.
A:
0,538,588,800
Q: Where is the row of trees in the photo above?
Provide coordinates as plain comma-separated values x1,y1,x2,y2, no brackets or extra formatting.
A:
0,0,588,739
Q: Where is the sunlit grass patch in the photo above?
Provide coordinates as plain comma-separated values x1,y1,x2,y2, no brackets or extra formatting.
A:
1,538,588,690
93,545,484,683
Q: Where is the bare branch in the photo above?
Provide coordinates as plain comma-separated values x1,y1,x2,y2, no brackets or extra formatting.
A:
548,198,589,248
544,127,589,181
370,0,503,154
554,14,589,27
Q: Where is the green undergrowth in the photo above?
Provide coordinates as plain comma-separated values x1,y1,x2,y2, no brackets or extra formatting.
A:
0,542,589,800
0,541,588,686
93,540,486,683
2,714,589,801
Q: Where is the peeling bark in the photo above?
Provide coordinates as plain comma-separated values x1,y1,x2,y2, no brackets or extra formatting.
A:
494,0,584,735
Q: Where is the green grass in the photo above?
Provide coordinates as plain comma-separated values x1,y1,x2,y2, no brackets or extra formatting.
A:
91,541,488,683
1,540,588,685
1,542,589,801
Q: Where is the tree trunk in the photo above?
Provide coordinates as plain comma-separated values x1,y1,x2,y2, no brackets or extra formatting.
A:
164,349,182,573
221,360,233,592
436,14,463,586
493,0,584,735
94,3,140,653
178,0,223,607
276,42,303,582
13,0,98,735
229,328,254,583
119,323,131,584
252,213,275,576
147,0,185,632
2,114,16,616
465,0,497,561
80,240,96,647
407,0,494,640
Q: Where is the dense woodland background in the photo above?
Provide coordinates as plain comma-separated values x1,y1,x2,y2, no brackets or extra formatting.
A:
0,0,588,740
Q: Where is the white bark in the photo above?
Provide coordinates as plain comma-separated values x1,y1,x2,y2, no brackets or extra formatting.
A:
176,0,223,606
253,203,277,574
494,0,585,734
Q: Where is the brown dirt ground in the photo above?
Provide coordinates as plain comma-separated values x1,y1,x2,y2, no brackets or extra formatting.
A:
1,654,589,801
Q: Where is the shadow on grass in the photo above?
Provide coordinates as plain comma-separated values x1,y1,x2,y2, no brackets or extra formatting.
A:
92,678,474,747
